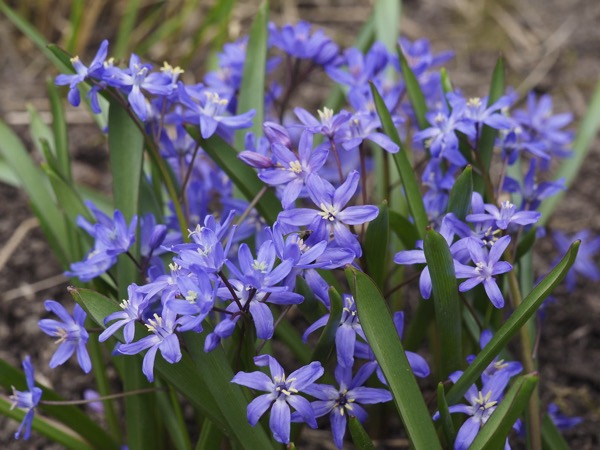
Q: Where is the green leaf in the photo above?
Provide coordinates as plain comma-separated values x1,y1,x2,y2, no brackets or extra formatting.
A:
195,419,224,450
436,383,456,446
0,359,120,450
155,383,193,450
447,165,473,220
364,202,389,288
47,79,71,180
389,210,419,250
478,56,505,172
374,0,401,51
311,287,344,365
423,229,463,378
235,0,268,148
28,104,55,156
446,241,580,405
397,46,428,130
346,267,442,450
469,373,538,450
370,83,428,237
108,100,144,221
0,397,95,450
0,1,71,73
538,77,600,225
186,128,281,224
515,227,537,262
114,0,143,58
274,317,312,366
0,119,68,264
183,330,277,450
348,416,376,450
541,413,571,450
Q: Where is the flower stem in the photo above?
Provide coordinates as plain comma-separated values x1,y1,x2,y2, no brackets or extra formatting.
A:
41,388,162,406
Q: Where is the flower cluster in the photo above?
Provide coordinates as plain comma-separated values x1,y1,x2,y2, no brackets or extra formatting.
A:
4,13,593,450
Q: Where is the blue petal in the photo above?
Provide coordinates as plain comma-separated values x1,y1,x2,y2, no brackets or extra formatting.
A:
269,398,291,444
231,371,273,391
247,393,275,425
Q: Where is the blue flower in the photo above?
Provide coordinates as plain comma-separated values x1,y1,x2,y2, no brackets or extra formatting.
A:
38,300,91,373
278,171,379,257
547,403,583,430
99,284,150,343
299,364,392,449
454,236,513,308
434,370,514,450
552,229,600,291
10,356,42,440
466,199,541,231
231,355,324,444
118,307,182,382
269,21,340,66
55,40,108,110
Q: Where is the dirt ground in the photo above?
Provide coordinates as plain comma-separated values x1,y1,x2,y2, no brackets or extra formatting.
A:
0,0,598,448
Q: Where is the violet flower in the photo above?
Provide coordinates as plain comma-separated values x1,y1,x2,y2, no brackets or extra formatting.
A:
38,300,91,373
9,356,42,440
299,364,392,449
278,171,378,257
466,200,541,230
231,355,324,444
454,236,513,308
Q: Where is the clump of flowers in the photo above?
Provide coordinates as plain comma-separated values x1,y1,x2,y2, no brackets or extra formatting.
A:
0,6,594,450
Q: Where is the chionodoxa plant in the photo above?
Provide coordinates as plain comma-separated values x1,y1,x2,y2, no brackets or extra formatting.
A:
0,1,597,449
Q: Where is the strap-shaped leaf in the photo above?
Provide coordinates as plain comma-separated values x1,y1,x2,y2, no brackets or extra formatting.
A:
423,229,463,379
0,359,119,450
311,286,344,364
47,80,72,181
436,383,456,446
235,0,268,148
186,127,281,224
183,330,277,450
346,267,442,450
364,202,389,288
0,119,68,265
0,397,95,450
349,416,376,450
469,373,538,450
446,241,580,405
541,413,571,450
478,56,505,172
397,46,428,130
389,210,419,251
108,100,144,222
370,83,428,237
447,165,473,220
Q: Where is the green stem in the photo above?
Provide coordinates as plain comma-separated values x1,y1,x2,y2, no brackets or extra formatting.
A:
41,387,162,405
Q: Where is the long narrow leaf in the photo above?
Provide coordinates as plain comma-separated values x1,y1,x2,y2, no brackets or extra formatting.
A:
348,417,376,450
423,229,463,379
370,83,428,237
235,0,268,148
447,165,473,220
397,47,428,130
47,79,71,180
446,241,580,405
0,119,68,264
311,287,344,364
108,100,144,221
0,398,95,450
478,56,505,172
541,413,571,450
346,267,442,449
364,202,389,288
